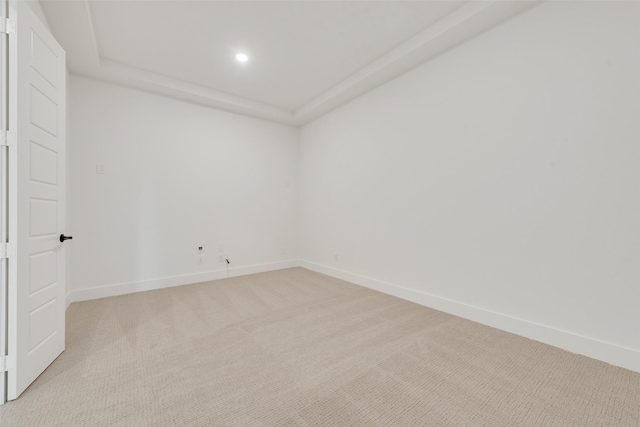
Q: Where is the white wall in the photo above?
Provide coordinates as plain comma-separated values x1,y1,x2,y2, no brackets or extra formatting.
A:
23,0,49,30
69,76,298,299
299,1,640,371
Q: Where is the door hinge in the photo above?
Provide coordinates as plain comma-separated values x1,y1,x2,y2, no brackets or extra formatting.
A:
0,131,15,147
0,242,16,259
0,18,15,36
0,355,15,373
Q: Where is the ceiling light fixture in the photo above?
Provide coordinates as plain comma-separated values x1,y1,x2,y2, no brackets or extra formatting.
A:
236,53,249,63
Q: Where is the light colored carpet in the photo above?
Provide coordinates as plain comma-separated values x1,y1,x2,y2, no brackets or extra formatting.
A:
0,267,638,426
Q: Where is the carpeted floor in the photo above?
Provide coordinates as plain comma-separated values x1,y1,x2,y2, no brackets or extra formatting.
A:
0,267,638,426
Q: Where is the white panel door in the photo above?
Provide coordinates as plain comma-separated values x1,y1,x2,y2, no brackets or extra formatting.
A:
7,0,67,400
0,0,8,406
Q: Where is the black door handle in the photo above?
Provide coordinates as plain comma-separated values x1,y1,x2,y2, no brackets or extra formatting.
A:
60,234,73,243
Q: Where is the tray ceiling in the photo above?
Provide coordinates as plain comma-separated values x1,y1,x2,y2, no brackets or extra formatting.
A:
40,0,540,126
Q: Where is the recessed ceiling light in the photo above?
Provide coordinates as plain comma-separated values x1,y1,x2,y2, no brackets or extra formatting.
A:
236,53,249,63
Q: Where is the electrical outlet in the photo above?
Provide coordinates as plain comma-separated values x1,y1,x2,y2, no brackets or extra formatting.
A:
218,255,224,263
334,253,339,262
197,256,204,265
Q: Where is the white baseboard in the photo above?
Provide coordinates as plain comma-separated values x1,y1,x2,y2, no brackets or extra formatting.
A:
70,260,300,303
65,291,73,311
300,260,640,373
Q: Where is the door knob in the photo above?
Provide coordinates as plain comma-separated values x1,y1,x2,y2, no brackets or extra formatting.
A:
59,234,73,243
